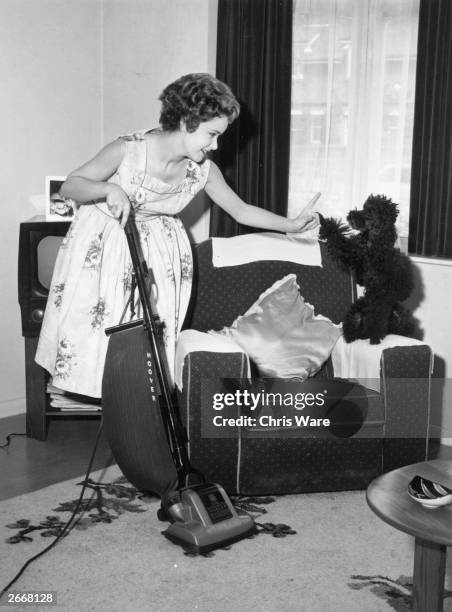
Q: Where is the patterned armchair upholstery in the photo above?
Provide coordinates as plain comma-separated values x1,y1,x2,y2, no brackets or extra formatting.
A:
177,237,433,496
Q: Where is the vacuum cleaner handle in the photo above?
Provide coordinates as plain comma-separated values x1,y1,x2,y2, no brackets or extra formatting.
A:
123,215,203,487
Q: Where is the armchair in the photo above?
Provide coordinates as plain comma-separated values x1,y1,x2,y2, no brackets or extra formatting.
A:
176,235,433,496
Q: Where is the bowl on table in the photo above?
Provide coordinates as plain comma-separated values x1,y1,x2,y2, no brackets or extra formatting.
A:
408,475,452,509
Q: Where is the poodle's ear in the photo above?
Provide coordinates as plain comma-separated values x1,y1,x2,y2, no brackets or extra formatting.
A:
384,199,399,224
318,215,351,240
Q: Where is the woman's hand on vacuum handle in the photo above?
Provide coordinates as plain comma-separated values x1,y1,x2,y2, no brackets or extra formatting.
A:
106,184,131,228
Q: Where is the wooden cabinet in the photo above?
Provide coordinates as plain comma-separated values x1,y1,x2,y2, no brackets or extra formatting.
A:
19,217,100,440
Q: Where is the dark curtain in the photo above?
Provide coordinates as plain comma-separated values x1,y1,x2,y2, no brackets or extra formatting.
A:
409,0,452,257
210,0,293,237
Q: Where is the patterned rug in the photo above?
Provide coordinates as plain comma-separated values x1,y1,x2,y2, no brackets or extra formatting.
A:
4,475,295,553
1,465,451,611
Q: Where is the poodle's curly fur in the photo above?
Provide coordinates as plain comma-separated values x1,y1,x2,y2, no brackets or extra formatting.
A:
319,194,416,344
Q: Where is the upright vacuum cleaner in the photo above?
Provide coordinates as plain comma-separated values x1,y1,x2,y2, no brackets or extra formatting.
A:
101,215,255,554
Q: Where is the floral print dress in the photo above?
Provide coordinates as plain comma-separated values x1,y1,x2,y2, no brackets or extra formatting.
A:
35,132,210,398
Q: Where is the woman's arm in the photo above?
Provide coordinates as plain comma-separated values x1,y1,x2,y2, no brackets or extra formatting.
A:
60,139,131,227
204,161,319,233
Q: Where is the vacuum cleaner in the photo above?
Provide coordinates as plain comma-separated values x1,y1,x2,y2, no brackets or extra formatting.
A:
101,215,255,554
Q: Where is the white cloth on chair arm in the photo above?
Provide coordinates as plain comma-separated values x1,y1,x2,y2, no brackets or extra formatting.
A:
331,334,429,393
175,329,250,390
211,232,322,268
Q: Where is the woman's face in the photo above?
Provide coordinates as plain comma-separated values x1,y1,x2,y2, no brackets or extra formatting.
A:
182,115,229,163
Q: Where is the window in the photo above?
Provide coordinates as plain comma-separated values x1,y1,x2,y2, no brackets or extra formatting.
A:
289,0,419,243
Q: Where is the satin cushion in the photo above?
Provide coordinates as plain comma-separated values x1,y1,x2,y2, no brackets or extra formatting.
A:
209,274,342,379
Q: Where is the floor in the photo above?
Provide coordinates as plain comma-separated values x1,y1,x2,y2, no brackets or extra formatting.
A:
0,413,114,501
1,412,452,502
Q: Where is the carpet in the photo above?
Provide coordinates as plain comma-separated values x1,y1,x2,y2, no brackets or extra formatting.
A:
0,465,451,612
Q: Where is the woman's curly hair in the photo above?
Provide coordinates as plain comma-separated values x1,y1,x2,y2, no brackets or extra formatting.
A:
158,73,240,132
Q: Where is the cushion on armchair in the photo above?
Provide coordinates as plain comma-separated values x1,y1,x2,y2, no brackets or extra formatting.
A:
209,274,342,379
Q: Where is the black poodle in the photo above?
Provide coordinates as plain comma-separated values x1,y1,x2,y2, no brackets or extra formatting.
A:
318,194,416,344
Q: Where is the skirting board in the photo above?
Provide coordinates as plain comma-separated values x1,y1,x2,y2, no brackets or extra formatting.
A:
0,397,26,418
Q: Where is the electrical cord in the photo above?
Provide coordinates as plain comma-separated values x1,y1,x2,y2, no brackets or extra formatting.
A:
0,433,30,449
0,418,104,598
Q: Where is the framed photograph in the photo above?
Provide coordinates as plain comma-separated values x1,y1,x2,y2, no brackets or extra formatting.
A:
45,176,75,221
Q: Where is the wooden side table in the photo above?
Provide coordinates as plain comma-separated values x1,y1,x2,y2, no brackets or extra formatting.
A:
367,459,452,612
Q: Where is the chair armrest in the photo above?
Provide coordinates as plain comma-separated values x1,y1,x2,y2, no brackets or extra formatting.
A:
380,343,433,448
175,330,250,390
332,334,433,469
175,330,250,494
331,334,432,392
380,342,433,470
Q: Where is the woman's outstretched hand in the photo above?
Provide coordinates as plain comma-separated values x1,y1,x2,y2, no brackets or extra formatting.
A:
290,211,320,233
288,193,321,233
106,183,131,228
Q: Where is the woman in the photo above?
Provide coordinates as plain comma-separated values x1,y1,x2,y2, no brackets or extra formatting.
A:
35,73,319,398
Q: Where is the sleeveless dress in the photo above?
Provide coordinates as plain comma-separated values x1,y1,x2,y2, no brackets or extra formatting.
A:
35,132,210,398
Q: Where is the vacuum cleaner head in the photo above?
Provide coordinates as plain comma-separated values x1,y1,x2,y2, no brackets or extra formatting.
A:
162,482,256,554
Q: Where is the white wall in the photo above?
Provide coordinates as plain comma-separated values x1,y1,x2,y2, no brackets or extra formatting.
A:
0,0,216,418
102,0,217,139
409,258,452,443
0,0,103,417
